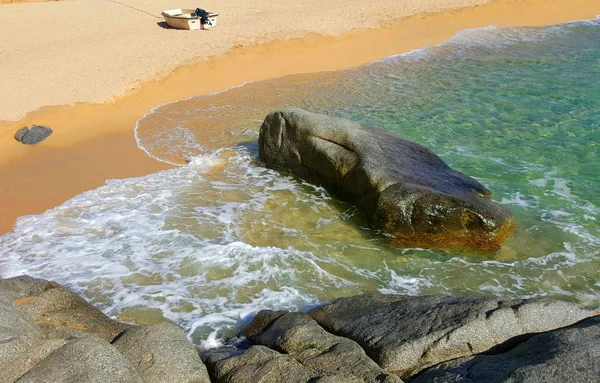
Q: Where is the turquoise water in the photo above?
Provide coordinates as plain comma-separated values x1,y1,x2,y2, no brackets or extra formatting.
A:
1,19,598,347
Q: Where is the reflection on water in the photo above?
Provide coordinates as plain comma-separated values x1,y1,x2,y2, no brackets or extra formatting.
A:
1,20,599,347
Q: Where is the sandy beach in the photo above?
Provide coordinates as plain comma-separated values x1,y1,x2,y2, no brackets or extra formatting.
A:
0,0,598,234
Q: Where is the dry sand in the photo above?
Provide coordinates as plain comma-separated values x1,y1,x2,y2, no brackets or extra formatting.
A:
0,0,599,233
0,0,492,122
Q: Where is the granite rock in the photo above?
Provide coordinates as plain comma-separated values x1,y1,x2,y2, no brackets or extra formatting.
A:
0,275,131,342
113,322,211,383
202,345,315,383
258,108,514,251
410,316,600,383
14,125,53,145
15,337,143,383
244,310,402,383
308,294,598,377
13,127,29,142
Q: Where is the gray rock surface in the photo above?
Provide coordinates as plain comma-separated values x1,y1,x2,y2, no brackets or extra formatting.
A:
0,275,217,382
0,301,41,366
0,275,59,300
0,291,68,383
2,275,598,383
0,275,130,342
244,310,402,383
258,108,514,251
19,125,53,144
309,294,599,377
1,339,66,383
15,337,144,383
410,316,600,383
113,322,211,383
203,345,316,383
13,127,29,142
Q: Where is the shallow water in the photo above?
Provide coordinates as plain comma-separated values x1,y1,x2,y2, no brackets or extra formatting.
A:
1,19,599,347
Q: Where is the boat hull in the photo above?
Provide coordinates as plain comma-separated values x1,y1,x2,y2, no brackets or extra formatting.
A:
161,9,218,30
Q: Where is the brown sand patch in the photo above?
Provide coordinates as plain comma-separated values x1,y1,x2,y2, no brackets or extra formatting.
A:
13,296,34,305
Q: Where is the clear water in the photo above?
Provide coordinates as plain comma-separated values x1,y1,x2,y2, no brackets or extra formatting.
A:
1,19,599,348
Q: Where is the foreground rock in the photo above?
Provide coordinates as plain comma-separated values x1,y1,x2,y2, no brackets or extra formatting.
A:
0,275,130,342
258,108,514,251
0,275,211,383
16,337,144,383
410,316,600,383
203,309,403,383
0,300,68,383
242,311,402,382
308,294,598,378
114,322,211,383
14,125,53,144
3,275,598,382
203,345,317,383
212,293,598,382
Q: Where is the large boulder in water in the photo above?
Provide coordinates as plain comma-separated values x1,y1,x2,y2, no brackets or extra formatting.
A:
258,108,514,251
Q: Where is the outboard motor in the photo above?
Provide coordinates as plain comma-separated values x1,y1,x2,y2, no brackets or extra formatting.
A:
195,8,212,26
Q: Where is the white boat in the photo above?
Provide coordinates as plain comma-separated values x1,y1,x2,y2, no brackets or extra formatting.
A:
161,9,219,30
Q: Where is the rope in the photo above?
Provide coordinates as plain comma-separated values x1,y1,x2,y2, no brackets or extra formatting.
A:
108,0,162,19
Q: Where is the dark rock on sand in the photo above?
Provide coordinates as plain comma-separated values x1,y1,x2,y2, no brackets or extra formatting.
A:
15,337,144,383
13,126,29,142
243,310,402,383
13,125,52,144
113,322,211,383
410,316,600,383
258,108,514,250
308,294,598,378
203,345,316,383
0,275,131,342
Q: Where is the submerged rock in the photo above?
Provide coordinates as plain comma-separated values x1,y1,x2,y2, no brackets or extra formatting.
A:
13,125,52,144
258,108,514,251
410,316,600,383
307,294,598,378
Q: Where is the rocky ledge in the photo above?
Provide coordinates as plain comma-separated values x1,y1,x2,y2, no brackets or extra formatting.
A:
258,109,514,251
0,276,210,383
2,275,599,382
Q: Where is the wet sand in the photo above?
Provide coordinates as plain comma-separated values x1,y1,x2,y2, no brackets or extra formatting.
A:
0,0,598,234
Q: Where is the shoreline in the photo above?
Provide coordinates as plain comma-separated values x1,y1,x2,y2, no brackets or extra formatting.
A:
1,0,599,234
